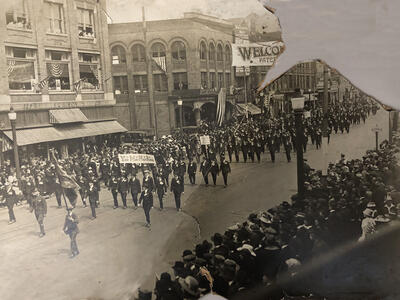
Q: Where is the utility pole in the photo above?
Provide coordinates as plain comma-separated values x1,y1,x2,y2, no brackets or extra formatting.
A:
142,7,158,138
321,63,329,175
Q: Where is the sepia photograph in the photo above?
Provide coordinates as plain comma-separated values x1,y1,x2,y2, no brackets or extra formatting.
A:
0,0,399,299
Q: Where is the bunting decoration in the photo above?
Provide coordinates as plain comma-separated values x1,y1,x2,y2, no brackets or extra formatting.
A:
48,63,63,78
7,60,15,76
152,56,167,73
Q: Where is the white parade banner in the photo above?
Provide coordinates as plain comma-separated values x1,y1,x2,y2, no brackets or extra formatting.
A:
232,41,284,67
118,153,156,164
200,135,211,145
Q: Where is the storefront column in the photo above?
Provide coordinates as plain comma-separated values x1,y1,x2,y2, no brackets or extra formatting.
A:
193,102,202,126
61,144,69,159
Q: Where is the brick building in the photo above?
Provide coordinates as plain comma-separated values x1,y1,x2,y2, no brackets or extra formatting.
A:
108,12,246,136
0,0,125,160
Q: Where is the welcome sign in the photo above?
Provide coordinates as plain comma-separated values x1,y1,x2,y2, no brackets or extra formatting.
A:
232,41,285,67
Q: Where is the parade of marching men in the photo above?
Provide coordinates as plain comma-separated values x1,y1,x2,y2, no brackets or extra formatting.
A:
1,1,399,300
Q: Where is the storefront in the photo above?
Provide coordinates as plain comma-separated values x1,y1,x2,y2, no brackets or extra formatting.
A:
1,108,127,162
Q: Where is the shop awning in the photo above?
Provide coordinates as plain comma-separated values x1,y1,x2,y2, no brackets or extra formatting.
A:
236,103,262,115
49,108,88,124
3,120,127,146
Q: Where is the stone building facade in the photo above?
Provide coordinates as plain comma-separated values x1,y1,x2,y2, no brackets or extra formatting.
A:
108,12,239,136
0,0,124,159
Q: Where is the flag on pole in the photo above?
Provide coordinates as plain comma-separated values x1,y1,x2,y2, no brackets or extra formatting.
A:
50,151,79,189
216,88,226,126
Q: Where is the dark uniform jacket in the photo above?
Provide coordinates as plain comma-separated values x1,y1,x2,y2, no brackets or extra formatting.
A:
129,177,141,194
118,176,129,193
187,162,197,174
63,212,79,234
139,190,153,209
143,176,154,192
220,161,231,175
170,178,184,194
200,161,210,176
31,194,47,216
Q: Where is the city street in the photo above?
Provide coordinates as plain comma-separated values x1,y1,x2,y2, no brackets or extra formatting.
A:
0,109,388,300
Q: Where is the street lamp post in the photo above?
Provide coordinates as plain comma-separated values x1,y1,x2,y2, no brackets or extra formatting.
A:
177,99,183,132
8,107,21,186
291,97,305,200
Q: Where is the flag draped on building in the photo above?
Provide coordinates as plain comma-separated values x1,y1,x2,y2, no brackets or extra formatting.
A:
216,88,226,126
152,56,167,73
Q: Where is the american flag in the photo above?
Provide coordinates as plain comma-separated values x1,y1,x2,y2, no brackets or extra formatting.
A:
153,56,167,73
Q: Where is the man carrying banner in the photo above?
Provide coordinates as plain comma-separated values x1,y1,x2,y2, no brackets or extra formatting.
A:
50,149,80,208
129,173,141,209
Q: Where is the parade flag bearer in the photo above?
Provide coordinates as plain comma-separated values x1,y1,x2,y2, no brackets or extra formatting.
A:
63,207,80,258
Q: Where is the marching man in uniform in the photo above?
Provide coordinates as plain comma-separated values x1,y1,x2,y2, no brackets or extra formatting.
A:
139,186,153,227
200,157,210,186
220,156,231,187
187,159,197,185
63,207,80,258
30,189,47,237
170,173,184,211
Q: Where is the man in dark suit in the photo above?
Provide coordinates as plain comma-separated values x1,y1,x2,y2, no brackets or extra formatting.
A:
142,170,154,193
129,173,141,209
139,187,153,227
87,181,98,219
210,160,220,186
118,173,129,209
170,173,184,211
30,190,47,237
63,208,80,258
109,176,119,209
187,159,197,185
200,157,210,186
220,156,231,187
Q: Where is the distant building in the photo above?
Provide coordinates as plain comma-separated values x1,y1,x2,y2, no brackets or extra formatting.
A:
0,0,123,160
109,12,239,135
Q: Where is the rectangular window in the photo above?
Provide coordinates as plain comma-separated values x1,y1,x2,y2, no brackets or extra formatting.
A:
78,8,94,38
218,72,223,89
225,73,231,88
5,0,31,30
78,53,100,90
173,72,188,90
7,47,37,91
46,50,71,91
113,76,128,94
201,72,208,89
153,74,168,92
210,72,216,89
45,1,65,34
133,75,148,93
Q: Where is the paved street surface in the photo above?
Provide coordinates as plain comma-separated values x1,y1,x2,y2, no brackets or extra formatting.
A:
0,109,388,300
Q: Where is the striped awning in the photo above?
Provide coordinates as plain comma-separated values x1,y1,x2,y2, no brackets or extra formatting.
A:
49,108,88,124
2,120,127,146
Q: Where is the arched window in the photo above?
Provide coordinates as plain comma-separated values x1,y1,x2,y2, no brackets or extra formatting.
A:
171,41,186,61
224,45,231,64
200,41,207,60
209,43,215,61
111,45,126,65
131,44,146,62
216,44,223,61
151,42,166,58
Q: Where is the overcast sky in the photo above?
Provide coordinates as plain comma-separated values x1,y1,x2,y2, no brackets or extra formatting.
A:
106,0,280,31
